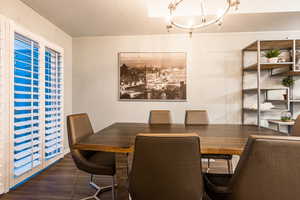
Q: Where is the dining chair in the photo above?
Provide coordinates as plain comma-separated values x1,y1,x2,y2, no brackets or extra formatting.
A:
185,110,209,125
204,135,300,200
291,115,300,136
129,133,211,200
67,113,116,200
149,110,171,124
185,110,233,174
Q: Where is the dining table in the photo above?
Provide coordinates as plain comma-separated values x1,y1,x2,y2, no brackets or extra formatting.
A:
73,122,282,200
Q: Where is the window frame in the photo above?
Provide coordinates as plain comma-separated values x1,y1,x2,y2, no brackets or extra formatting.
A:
7,21,64,188
0,15,11,195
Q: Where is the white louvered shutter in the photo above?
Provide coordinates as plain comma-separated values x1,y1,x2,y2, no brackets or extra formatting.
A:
13,33,42,178
44,47,63,160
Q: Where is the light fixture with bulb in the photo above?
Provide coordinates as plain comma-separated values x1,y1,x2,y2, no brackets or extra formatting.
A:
166,0,240,36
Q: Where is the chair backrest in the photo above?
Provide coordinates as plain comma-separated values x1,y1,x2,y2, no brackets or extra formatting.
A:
230,135,300,200
67,113,95,170
149,110,171,125
291,115,300,136
129,134,204,200
185,110,209,125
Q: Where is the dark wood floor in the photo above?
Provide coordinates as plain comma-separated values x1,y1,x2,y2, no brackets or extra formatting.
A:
0,154,227,200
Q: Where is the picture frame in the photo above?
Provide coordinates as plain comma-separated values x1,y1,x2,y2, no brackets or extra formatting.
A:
118,52,187,101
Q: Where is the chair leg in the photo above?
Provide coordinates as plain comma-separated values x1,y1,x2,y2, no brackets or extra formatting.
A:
112,176,116,200
227,159,233,174
206,158,210,173
80,174,115,200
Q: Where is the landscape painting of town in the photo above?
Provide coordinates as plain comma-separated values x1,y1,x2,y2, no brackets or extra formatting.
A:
119,52,187,101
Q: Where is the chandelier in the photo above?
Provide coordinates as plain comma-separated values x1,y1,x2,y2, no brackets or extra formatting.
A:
166,0,240,35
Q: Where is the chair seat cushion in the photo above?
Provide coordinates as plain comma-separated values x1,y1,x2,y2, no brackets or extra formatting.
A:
85,151,116,176
204,173,232,200
204,173,232,186
202,154,233,160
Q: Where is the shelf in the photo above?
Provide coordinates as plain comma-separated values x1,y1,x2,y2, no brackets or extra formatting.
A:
290,99,300,103
272,70,300,76
243,88,288,92
268,120,295,126
243,40,294,51
243,108,288,112
266,99,300,103
243,63,293,71
266,100,288,103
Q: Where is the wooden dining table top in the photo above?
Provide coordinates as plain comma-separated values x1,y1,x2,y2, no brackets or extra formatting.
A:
73,123,283,155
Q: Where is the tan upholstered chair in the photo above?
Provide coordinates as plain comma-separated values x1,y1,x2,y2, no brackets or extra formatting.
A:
185,110,209,125
149,110,171,125
129,134,211,200
67,113,116,200
291,115,300,136
185,110,233,174
204,135,300,200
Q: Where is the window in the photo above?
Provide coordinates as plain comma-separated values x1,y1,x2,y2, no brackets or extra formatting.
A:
44,48,63,160
13,33,41,177
0,16,64,191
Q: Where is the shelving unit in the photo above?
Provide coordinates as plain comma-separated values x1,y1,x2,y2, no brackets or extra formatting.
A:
242,39,300,128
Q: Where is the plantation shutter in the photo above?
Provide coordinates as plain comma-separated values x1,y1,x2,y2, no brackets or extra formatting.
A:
44,47,63,160
13,33,42,177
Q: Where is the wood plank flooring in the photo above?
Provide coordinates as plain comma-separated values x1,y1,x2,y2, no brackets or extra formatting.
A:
0,154,228,200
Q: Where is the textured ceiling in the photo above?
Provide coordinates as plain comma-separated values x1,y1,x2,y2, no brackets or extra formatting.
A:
21,0,300,37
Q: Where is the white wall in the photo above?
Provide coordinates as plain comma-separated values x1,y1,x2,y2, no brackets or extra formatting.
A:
0,0,72,152
73,31,300,131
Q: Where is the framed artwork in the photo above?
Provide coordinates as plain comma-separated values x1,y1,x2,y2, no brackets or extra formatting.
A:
119,52,187,101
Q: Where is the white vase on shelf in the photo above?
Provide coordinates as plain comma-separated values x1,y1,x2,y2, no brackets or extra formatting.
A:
268,57,279,63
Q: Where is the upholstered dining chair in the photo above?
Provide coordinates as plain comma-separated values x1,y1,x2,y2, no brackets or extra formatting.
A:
204,135,300,200
129,134,211,200
185,110,233,174
67,113,116,200
291,115,300,136
149,110,171,125
185,110,209,125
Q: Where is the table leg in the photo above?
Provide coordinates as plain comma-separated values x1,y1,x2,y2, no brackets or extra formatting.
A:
288,125,292,135
115,153,129,200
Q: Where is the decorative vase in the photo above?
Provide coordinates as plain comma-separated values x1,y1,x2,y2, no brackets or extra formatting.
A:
283,94,288,100
268,57,279,63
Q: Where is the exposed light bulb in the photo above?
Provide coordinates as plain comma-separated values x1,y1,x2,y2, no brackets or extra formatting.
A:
217,18,224,26
216,9,224,18
235,0,241,11
165,15,172,23
166,24,173,32
200,0,207,23
188,19,194,28
230,0,239,6
165,15,173,32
